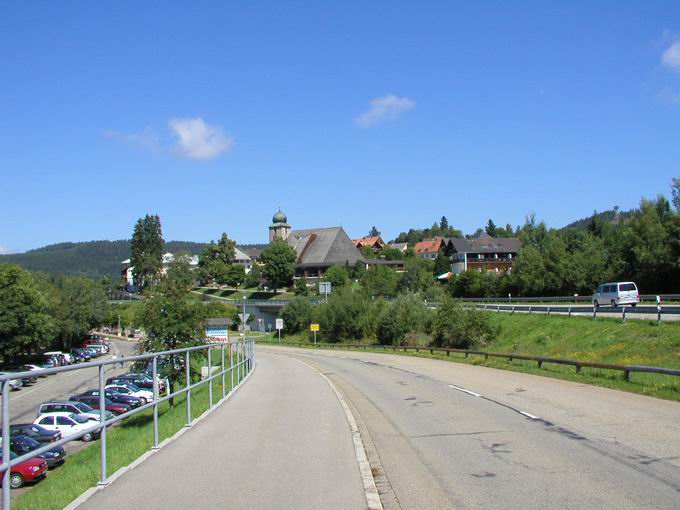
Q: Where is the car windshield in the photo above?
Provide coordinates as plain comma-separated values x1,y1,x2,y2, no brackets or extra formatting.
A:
70,414,88,424
20,436,40,448
74,402,94,412
125,383,141,391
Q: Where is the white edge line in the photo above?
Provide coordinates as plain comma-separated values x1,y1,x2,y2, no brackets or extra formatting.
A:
66,361,257,510
293,357,383,510
448,384,481,397
519,411,540,420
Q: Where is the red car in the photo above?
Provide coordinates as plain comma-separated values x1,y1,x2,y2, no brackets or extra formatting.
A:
0,450,48,488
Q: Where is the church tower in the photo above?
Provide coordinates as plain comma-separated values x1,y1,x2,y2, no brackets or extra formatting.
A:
269,209,291,242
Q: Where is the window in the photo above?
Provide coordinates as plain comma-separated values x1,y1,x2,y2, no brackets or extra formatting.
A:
619,283,636,292
39,417,53,426
56,416,73,425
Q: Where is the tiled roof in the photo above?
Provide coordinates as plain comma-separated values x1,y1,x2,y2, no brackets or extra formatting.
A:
352,236,385,248
287,227,364,267
414,237,444,254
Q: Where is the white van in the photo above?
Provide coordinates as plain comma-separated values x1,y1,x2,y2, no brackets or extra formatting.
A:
592,282,640,308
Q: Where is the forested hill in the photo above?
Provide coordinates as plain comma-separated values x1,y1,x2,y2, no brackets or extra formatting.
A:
0,240,209,280
561,209,634,231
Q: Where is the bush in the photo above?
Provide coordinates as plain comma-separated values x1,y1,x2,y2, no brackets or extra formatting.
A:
317,288,376,342
432,297,496,349
323,266,350,289
280,297,314,334
376,293,431,345
361,265,400,298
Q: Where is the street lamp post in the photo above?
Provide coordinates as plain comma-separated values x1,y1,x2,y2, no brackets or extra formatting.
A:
242,296,246,337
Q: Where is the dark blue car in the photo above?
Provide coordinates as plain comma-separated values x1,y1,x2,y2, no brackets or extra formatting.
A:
9,435,66,468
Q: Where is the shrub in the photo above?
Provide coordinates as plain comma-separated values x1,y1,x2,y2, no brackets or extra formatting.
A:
376,293,431,345
318,288,375,342
280,297,314,334
432,297,496,348
323,266,350,289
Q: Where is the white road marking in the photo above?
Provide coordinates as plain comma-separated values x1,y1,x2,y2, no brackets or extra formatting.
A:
448,384,481,397
519,411,540,420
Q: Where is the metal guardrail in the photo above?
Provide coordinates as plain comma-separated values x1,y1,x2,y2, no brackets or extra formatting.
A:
462,294,680,303
0,339,255,509
470,303,680,321
260,340,680,382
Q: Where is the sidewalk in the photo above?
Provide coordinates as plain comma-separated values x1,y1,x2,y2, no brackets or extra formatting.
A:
79,351,367,510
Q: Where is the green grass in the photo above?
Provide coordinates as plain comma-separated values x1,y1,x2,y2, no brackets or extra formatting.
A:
262,313,680,401
15,350,248,510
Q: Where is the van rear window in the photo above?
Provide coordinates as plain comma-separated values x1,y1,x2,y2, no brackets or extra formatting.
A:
619,283,636,291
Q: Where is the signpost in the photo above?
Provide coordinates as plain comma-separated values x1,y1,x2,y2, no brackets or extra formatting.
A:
310,323,320,344
238,313,250,336
318,282,332,301
275,318,284,342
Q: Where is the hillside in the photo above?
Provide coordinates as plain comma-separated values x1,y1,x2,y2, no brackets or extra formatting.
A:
0,240,203,280
562,209,634,231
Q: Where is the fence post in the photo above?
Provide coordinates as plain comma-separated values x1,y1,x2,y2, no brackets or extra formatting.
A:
622,307,626,323
657,305,662,325
547,306,551,316
230,342,234,392
568,307,572,317
98,364,108,485
537,360,543,369
185,350,192,427
208,345,213,409
152,356,159,449
2,378,11,510
529,306,532,314
593,307,597,320
512,306,515,314
221,344,226,399
624,369,630,381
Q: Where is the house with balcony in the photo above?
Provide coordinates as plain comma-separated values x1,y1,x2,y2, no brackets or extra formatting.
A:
449,233,521,274
352,235,386,253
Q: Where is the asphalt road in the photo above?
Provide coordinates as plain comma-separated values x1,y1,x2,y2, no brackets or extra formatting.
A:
81,350,367,510
264,346,680,510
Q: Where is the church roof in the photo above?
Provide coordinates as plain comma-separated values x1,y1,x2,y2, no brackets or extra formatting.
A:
286,227,364,267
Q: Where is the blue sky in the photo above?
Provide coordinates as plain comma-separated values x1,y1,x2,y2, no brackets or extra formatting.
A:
2,1,680,253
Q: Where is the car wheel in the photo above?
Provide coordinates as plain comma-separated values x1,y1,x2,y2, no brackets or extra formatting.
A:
139,397,147,405
611,299,616,307
83,432,94,442
9,473,24,489
631,303,637,308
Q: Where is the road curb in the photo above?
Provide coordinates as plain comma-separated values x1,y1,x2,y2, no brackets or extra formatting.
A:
292,357,383,510
65,361,257,510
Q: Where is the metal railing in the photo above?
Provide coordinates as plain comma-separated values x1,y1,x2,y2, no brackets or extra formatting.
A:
260,341,680,382
462,294,680,303
0,338,255,509
470,303,680,322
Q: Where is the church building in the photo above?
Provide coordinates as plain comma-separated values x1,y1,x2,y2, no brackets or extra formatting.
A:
268,209,364,279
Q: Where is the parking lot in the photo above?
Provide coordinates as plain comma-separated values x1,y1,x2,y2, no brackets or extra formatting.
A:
1,339,138,501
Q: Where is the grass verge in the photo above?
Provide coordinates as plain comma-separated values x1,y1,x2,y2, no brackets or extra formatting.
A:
262,313,680,401
14,351,247,510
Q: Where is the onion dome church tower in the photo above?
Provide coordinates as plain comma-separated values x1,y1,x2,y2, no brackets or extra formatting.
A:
269,208,291,242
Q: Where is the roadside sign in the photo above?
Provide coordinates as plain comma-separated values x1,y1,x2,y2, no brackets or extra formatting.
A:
275,318,284,330
238,313,250,323
319,282,332,296
310,323,320,332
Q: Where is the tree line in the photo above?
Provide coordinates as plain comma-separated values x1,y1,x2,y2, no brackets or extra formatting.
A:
0,264,108,360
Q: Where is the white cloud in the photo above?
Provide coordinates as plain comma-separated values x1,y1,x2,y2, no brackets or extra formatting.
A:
168,117,234,160
662,41,680,71
355,94,415,127
102,127,160,153
0,245,13,255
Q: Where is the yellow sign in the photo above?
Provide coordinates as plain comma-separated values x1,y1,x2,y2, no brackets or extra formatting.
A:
310,323,320,332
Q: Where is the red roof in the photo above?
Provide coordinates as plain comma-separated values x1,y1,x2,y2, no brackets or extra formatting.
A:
414,237,444,254
352,236,385,248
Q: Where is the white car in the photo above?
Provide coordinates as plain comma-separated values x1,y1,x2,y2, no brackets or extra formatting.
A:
34,413,99,441
37,401,113,422
105,383,152,404
592,282,640,308
44,351,73,364
0,373,22,391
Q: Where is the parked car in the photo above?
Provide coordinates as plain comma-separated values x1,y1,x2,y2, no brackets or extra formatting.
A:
0,374,22,391
592,282,640,308
10,424,61,443
9,435,66,468
84,344,107,356
0,449,48,488
44,351,73,365
105,383,152,404
22,364,48,377
107,374,154,391
77,390,143,409
70,395,130,415
37,401,113,422
33,414,99,441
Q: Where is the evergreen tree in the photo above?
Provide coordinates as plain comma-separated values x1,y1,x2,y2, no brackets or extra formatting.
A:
130,214,164,291
485,220,498,237
440,216,449,230
368,226,380,237
433,250,451,276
